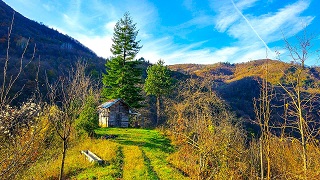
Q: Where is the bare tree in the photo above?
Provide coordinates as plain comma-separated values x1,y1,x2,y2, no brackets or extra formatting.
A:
279,30,320,179
284,29,315,69
166,78,246,179
47,61,91,180
253,58,273,180
0,12,35,107
0,13,51,179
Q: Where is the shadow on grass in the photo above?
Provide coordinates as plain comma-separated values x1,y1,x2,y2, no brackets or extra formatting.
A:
65,167,86,179
116,137,174,154
141,148,159,180
95,128,175,153
111,146,124,179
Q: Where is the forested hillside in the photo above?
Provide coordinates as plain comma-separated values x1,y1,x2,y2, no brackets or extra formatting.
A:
0,0,105,102
169,60,320,125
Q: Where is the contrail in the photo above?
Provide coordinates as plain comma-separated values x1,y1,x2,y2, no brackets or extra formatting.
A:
231,0,272,53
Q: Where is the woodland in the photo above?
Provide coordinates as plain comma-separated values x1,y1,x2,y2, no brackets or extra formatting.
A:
1,1,320,179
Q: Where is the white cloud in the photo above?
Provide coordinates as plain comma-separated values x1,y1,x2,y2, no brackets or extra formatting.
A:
104,21,117,34
135,0,316,65
175,15,215,29
211,47,239,62
42,4,53,11
11,0,314,65
229,0,313,43
76,34,113,58
183,0,194,11
213,0,258,32
206,0,315,64
138,37,238,65
75,0,315,65
214,0,313,43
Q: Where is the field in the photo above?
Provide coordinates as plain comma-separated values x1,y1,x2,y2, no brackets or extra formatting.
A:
22,128,188,180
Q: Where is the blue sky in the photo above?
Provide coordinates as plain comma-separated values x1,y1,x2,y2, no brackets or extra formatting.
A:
3,0,320,65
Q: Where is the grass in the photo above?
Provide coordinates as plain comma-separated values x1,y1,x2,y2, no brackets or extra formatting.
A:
122,146,149,179
95,128,188,179
141,148,159,180
22,138,119,179
111,146,124,179
22,128,188,180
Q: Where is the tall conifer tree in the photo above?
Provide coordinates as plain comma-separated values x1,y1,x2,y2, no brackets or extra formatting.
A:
102,12,143,108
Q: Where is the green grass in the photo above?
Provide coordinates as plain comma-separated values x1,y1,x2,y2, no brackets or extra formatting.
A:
111,146,124,179
95,128,174,153
96,128,186,179
95,128,188,179
22,128,188,180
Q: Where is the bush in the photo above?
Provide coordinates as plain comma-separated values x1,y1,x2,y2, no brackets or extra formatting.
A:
75,94,99,138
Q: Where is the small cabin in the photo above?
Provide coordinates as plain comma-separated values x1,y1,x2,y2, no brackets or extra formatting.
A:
98,99,130,128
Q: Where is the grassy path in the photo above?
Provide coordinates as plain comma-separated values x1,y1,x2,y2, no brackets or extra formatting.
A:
95,128,188,180
123,146,150,179
22,128,188,179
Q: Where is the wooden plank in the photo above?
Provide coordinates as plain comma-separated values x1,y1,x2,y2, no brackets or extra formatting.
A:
81,150,104,164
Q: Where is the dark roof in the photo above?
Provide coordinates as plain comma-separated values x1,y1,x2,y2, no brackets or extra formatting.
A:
98,98,124,109
98,99,140,115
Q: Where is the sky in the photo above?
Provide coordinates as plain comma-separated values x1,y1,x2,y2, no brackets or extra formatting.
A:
3,0,320,65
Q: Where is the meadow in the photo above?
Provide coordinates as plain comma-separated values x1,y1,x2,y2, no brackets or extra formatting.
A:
22,128,188,180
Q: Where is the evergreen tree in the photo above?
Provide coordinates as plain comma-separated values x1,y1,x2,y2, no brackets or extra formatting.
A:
144,60,173,125
102,12,143,108
75,94,99,137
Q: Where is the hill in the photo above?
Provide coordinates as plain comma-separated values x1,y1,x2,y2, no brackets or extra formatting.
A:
21,128,188,179
169,59,320,85
0,0,105,102
169,59,320,127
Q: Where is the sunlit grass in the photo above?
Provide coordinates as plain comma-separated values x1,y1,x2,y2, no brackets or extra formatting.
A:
22,138,118,179
96,128,188,179
142,148,188,180
123,145,148,179
22,128,188,179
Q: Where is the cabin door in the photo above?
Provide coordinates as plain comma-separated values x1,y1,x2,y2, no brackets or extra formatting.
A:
116,113,122,127
101,117,107,127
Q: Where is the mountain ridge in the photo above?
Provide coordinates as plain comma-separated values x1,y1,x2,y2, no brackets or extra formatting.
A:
0,0,106,102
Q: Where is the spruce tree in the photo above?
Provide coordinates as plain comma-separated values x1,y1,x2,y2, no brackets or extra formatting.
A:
144,60,173,125
102,12,143,108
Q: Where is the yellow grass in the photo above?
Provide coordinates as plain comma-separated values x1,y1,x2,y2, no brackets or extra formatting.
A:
143,148,189,180
21,139,118,179
21,128,190,179
122,145,148,179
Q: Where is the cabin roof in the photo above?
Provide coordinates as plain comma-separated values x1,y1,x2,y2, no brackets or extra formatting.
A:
98,99,140,116
98,98,122,109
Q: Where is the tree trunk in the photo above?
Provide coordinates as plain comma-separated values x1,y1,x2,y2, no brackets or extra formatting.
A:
298,101,307,179
156,96,160,126
266,133,271,180
297,80,307,179
59,139,67,180
260,137,264,180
